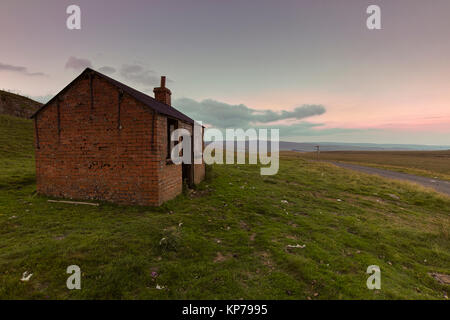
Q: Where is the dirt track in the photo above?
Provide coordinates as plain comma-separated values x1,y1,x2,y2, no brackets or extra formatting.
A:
330,162,450,197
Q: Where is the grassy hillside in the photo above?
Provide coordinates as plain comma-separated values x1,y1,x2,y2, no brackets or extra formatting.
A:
299,150,450,181
0,90,42,119
0,115,35,189
0,118,448,299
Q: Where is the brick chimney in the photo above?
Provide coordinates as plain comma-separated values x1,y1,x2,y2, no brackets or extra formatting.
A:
153,76,171,105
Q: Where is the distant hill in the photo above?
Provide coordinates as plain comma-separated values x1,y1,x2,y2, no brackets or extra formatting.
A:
282,141,450,152
0,90,42,118
206,140,450,152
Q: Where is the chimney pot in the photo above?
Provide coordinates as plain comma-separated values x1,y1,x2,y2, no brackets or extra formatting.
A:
153,75,171,105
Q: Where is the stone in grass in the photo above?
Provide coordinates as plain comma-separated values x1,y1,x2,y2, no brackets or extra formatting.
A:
286,244,306,251
429,273,450,285
20,271,33,282
388,194,400,200
213,252,232,263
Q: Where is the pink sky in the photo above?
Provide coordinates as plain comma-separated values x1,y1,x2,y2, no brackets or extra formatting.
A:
1,0,449,145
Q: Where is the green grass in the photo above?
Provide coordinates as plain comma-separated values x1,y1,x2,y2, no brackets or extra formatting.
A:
299,150,450,181
0,115,35,189
0,115,449,299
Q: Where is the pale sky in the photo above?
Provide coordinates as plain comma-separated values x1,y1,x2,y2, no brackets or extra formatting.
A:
1,0,449,145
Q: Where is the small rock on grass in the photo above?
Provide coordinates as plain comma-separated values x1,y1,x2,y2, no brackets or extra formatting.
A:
286,244,306,250
429,273,450,285
388,194,400,200
20,271,33,282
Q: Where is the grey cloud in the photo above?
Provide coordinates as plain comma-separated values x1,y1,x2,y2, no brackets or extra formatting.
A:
0,63,27,73
65,58,115,74
27,72,46,76
119,64,160,86
252,105,326,123
121,64,145,74
65,56,93,71
64,60,166,86
173,98,326,128
0,62,46,77
98,66,116,74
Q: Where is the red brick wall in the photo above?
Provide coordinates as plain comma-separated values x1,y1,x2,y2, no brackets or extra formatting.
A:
194,164,205,184
34,74,160,206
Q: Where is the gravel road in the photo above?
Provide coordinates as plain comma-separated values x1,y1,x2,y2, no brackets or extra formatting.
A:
330,162,450,197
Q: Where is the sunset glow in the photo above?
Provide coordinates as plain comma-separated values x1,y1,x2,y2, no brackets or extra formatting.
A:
1,0,449,145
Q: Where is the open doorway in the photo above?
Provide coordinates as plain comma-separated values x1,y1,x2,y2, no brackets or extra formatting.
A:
182,163,193,187
181,134,194,187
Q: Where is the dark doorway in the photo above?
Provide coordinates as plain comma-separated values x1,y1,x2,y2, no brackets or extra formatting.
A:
182,134,194,187
182,163,193,187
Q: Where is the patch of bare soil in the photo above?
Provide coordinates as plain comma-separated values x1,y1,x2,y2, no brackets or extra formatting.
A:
259,251,275,271
239,221,251,231
213,252,232,263
189,189,211,198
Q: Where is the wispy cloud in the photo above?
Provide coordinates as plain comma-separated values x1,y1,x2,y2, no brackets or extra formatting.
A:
65,56,93,71
119,64,161,86
98,66,116,74
0,62,46,77
64,59,165,88
64,57,115,75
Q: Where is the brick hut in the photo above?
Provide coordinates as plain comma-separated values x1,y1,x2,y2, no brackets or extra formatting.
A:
31,68,205,206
